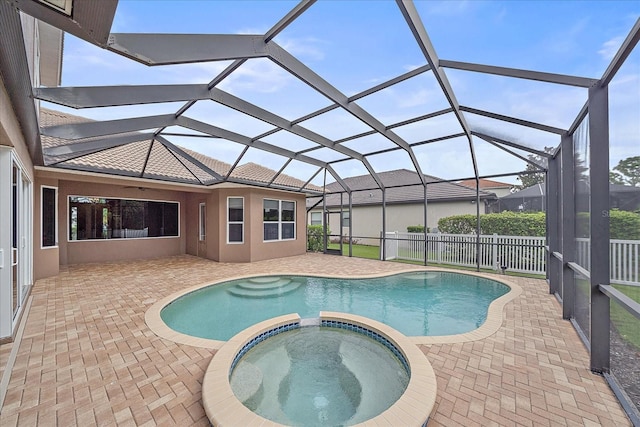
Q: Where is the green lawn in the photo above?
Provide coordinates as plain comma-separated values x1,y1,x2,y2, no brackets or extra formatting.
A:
327,243,380,259
611,284,640,351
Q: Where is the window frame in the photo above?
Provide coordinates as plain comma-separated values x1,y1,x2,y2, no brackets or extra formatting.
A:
66,195,180,242
263,198,296,242
41,185,58,249
227,196,244,244
341,210,350,227
310,211,322,226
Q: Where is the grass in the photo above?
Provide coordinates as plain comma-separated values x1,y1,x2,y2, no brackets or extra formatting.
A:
327,243,380,259
611,284,640,351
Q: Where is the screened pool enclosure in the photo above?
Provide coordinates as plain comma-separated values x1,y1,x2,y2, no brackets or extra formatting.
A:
1,0,639,421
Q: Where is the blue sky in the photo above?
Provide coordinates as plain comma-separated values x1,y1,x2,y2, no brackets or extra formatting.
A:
47,1,639,186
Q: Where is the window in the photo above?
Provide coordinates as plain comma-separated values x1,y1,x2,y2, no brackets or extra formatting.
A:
199,203,206,241
228,197,244,243
342,210,350,227
264,199,296,241
310,211,322,225
68,196,179,240
42,186,57,247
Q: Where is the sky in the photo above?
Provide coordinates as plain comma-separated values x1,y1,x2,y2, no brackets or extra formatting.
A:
44,0,640,187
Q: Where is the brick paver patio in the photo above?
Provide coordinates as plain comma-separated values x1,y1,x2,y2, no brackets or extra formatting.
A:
0,254,630,426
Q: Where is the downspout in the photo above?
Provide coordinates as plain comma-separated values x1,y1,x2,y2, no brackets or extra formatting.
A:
423,183,428,266
476,178,481,272
382,188,387,261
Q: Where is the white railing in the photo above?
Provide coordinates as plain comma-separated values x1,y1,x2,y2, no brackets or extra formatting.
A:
576,238,640,285
383,232,640,284
383,232,546,275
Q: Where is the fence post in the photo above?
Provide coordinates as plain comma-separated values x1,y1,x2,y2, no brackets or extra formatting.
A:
437,232,442,265
491,233,500,270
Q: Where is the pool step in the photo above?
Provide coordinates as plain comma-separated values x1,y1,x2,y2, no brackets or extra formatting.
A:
228,280,301,298
236,278,292,290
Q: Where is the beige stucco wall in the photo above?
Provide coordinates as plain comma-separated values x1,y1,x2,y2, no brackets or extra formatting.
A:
33,177,60,280
315,200,482,246
248,189,306,262
213,188,306,263
57,181,187,265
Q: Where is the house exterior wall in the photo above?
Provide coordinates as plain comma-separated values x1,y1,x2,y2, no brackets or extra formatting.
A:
248,189,306,262
57,181,187,265
314,200,482,246
33,177,60,280
213,188,306,263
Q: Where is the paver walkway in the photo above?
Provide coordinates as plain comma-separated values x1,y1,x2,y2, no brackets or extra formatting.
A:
0,254,630,426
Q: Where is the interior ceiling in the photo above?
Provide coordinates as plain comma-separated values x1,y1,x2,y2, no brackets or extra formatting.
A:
8,0,638,194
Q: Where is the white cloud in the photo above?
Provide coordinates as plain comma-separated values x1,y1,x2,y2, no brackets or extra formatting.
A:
598,36,625,61
423,0,474,17
278,36,327,62
218,58,295,94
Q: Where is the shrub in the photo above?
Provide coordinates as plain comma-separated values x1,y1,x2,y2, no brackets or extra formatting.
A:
577,209,640,240
437,209,640,239
407,225,427,233
437,212,546,236
307,225,327,251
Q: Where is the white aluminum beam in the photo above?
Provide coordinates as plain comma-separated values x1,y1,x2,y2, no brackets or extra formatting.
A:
471,131,552,158
44,132,152,158
107,34,269,65
440,59,598,88
460,106,566,135
41,114,177,139
35,85,211,108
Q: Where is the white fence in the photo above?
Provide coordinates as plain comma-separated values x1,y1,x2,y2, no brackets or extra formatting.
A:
576,238,640,285
383,232,640,284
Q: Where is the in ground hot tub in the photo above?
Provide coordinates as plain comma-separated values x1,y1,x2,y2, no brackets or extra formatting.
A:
202,312,437,426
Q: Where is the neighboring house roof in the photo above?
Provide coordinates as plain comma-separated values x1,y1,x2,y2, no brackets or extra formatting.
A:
307,169,497,208
501,183,545,199
457,178,513,190
39,108,321,192
503,182,640,199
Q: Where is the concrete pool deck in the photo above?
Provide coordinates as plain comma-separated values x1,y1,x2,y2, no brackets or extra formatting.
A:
0,254,631,426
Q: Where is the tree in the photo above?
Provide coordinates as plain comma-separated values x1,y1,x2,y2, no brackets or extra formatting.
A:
610,156,640,187
515,146,555,190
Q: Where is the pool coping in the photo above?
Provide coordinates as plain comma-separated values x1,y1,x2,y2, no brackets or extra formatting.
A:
201,312,437,427
145,268,523,350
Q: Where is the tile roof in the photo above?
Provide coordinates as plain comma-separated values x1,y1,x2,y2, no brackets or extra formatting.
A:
457,178,513,190
39,108,321,192
308,169,497,207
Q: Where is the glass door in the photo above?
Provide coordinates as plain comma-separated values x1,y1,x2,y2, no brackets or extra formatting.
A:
11,162,19,319
10,160,31,321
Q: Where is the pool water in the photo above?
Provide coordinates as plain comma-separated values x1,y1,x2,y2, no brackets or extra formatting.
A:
160,271,509,341
230,326,410,426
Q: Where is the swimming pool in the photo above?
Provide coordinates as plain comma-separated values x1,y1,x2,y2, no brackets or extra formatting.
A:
160,271,510,341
